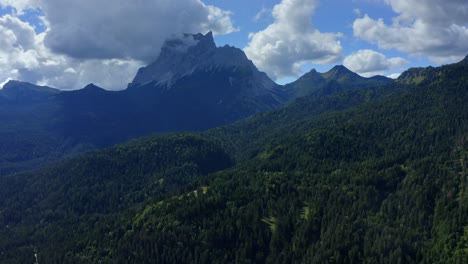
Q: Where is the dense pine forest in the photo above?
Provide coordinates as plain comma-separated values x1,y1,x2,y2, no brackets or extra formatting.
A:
0,58,467,263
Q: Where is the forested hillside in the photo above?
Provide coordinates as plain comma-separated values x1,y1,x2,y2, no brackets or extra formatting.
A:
0,134,233,263
0,58,466,263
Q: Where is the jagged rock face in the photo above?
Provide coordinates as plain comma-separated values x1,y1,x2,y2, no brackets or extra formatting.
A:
128,32,279,95
130,32,216,88
119,32,287,135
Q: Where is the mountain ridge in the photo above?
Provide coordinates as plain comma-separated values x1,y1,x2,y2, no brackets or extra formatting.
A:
0,80,60,102
128,31,278,94
283,64,393,100
0,34,466,177
0,53,466,262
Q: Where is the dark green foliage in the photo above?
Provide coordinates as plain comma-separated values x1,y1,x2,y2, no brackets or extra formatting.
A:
0,58,467,263
0,134,233,263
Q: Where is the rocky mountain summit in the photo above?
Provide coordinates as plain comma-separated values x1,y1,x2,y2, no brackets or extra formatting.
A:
129,32,279,96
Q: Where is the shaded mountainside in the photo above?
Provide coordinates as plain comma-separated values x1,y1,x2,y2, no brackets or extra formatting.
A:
0,81,59,102
0,56,467,263
0,32,285,176
0,34,399,178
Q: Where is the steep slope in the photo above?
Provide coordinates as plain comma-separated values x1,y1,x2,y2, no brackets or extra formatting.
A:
126,32,285,130
283,65,393,100
282,69,326,99
0,134,233,263
0,56,466,263
323,65,392,89
111,57,468,263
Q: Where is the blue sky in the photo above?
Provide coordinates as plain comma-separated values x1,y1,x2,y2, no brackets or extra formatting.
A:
204,0,422,83
0,0,467,89
206,0,392,49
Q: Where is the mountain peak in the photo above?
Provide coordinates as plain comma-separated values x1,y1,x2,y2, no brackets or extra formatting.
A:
2,80,58,94
83,83,102,90
331,65,349,71
284,64,393,100
3,80,32,90
296,69,324,83
322,65,355,79
161,31,216,55
0,80,59,101
193,31,214,45
129,32,257,89
305,68,319,75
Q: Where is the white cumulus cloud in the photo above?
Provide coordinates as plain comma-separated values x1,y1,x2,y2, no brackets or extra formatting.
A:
353,0,468,64
39,0,237,63
0,15,39,83
244,0,343,80
343,49,408,77
0,14,144,90
0,0,237,89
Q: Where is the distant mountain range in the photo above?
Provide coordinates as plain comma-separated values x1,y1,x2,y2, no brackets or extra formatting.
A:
283,65,392,99
0,32,396,176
